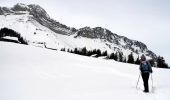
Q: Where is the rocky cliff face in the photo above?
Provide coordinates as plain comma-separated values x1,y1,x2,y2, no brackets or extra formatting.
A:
0,3,157,59
75,27,157,58
0,3,75,35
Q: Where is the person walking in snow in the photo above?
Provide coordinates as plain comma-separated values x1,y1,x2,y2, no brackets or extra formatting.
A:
139,54,153,93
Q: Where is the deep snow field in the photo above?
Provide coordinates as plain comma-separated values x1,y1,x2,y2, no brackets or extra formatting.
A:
0,42,170,100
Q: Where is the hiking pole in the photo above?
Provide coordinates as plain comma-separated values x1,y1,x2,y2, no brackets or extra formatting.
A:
151,73,154,91
136,74,141,89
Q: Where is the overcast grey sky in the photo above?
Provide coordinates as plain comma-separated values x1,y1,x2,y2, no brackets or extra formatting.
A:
1,0,170,64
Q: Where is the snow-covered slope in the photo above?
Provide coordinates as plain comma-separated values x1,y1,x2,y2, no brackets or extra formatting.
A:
0,41,170,100
0,3,157,60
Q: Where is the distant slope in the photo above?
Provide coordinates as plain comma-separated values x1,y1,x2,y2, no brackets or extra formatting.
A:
0,41,170,100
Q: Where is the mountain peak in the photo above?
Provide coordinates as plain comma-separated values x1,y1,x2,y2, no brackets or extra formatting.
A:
28,4,50,18
12,3,29,11
0,3,74,35
10,3,50,18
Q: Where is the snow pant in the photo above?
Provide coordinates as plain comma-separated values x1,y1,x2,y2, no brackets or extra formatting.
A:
141,73,150,92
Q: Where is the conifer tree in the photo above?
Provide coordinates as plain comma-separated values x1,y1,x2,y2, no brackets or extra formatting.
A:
102,51,108,56
119,52,123,62
127,52,134,64
82,47,87,55
123,57,127,63
109,53,115,59
74,48,78,54
135,56,140,65
67,49,70,52
114,52,118,61
61,48,65,51
96,49,101,57
157,56,168,68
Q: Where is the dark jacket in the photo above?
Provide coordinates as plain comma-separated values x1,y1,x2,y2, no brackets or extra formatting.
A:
140,61,153,73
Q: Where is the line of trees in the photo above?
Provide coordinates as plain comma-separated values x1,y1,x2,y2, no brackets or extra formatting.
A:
60,47,169,68
156,56,169,68
0,27,28,45
60,47,140,64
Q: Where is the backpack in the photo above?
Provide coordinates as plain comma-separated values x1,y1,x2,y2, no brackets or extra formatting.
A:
140,61,150,73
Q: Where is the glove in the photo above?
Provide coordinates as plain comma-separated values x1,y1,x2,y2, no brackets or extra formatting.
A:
150,70,153,73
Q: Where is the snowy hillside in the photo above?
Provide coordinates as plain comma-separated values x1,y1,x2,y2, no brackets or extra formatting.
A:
0,3,157,60
0,41,170,100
